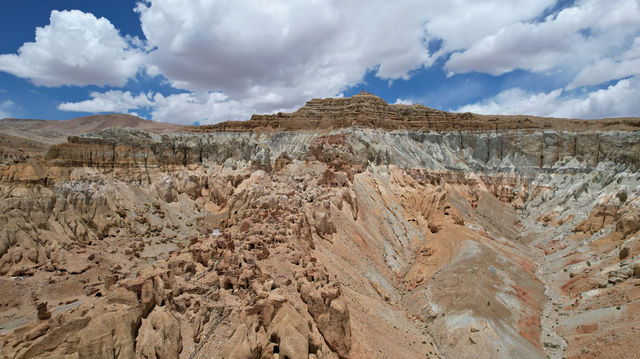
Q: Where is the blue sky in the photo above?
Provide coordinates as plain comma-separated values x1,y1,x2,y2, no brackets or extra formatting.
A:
0,0,639,124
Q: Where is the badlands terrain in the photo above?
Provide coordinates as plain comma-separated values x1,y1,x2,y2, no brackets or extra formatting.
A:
1,91,640,358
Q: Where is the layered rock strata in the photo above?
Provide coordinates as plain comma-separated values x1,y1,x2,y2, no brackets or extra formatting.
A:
1,93,640,359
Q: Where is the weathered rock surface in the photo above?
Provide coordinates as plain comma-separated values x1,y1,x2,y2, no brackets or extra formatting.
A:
1,92,640,359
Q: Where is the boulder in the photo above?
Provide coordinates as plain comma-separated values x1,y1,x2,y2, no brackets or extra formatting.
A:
135,306,182,359
299,280,351,358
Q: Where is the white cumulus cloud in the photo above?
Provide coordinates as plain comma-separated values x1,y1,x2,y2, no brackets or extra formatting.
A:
0,10,145,87
58,91,153,113
149,92,256,125
393,98,414,105
445,0,640,77
457,77,640,119
457,88,563,116
135,0,555,111
568,37,640,89
553,77,640,118
6,1,640,121
57,90,264,125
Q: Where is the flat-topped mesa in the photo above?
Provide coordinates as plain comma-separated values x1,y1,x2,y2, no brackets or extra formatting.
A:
295,91,446,120
300,90,392,113
190,91,640,133
193,91,484,132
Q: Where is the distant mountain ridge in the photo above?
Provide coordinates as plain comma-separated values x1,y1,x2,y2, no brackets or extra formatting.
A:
0,114,183,158
1,113,182,140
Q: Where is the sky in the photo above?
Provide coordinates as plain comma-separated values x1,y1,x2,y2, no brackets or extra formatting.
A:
0,0,639,124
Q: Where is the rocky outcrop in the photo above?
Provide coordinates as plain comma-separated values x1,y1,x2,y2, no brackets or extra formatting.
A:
39,93,640,175
298,275,351,358
135,307,182,359
2,93,640,359
196,91,640,133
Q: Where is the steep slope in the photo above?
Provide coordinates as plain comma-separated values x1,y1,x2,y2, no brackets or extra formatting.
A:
1,93,639,359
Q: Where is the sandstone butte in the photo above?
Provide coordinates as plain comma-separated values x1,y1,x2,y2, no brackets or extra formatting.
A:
1,91,640,359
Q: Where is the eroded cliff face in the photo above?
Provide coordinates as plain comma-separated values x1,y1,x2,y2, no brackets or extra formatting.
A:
44,127,640,175
1,94,640,359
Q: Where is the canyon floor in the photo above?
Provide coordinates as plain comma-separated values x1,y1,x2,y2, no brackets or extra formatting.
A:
1,92,640,359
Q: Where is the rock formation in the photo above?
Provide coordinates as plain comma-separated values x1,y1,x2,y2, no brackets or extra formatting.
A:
1,92,640,359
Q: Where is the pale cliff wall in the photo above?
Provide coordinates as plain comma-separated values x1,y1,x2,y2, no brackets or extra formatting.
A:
43,128,640,176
